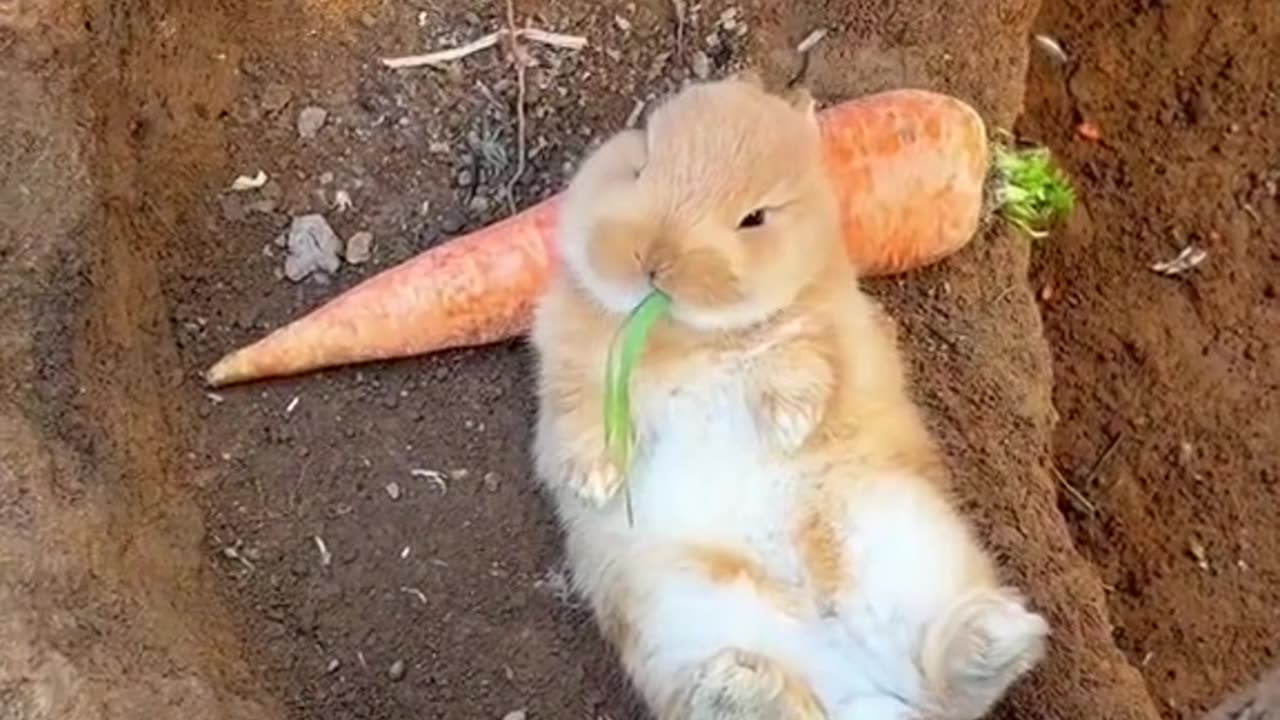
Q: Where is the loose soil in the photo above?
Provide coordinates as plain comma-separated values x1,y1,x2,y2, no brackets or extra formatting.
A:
2,0,1276,719
1019,1,1280,717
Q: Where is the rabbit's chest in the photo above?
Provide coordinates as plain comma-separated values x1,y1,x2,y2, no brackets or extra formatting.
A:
629,370,801,562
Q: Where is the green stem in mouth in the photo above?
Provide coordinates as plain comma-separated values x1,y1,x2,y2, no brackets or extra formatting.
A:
603,289,672,526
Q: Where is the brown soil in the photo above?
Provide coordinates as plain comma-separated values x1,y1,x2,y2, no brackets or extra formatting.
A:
1019,1,1280,717
1,1,1276,720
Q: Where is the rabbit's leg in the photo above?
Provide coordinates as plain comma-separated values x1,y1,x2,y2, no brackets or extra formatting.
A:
625,561,827,720
919,587,1049,720
683,648,826,720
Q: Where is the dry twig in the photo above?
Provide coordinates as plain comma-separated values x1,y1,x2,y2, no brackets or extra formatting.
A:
503,0,528,214
381,32,502,68
379,3,585,215
1082,432,1125,489
380,28,585,69
670,0,686,50
787,27,829,89
1051,465,1097,516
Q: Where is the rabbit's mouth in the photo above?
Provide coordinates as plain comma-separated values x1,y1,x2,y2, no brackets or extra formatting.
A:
666,292,787,334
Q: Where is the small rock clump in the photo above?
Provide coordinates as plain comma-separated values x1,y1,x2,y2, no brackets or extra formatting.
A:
283,214,342,282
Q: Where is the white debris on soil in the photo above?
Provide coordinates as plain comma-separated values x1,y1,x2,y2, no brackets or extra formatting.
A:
410,468,448,494
313,535,332,567
283,214,342,282
296,105,328,139
400,586,428,604
1033,34,1069,65
385,480,401,500
325,658,341,673
502,711,527,720
228,170,268,192
1151,245,1208,276
690,50,711,79
388,659,406,681
796,27,829,54
333,188,353,212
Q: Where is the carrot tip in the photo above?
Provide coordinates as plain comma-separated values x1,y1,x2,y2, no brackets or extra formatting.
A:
204,353,244,388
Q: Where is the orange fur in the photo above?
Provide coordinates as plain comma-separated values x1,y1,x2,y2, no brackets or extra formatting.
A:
531,75,1046,720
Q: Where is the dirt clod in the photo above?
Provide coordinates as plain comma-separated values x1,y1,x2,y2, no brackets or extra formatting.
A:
283,214,341,281
344,230,374,264
296,105,328,139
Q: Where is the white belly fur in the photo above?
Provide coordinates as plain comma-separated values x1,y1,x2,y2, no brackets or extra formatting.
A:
558,370,982,718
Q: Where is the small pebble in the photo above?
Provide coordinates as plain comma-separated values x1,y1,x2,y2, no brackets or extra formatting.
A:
690,51,711,80
440,212,465,235
388,660,406,681
468,195,492,214
260,83,293,114
326,658,341,673
482,471,500,493
502,711,527,720
614,15,632,32
283,214,342,282
345,231,374,264
455,168,474,187
386,481,402,500
297,106,328,139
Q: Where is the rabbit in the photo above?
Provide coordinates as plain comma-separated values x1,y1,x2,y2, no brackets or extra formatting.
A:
529,73,1049,720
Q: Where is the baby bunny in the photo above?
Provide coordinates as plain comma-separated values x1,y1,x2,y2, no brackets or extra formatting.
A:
530,73,1048,720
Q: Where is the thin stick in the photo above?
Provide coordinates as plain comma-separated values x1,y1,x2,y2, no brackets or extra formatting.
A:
504,0,528,215
1082,432,1125,488
787,28,828,89
1051,464,1097,516
670,0,686,51
518,28,587,50
381,32,501,68
381,28,586,69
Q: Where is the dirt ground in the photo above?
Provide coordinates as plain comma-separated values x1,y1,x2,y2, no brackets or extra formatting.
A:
1019,1,1280,717
1,0,1276,719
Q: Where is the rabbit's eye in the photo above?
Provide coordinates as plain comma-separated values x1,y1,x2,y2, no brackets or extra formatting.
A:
738,209,766,229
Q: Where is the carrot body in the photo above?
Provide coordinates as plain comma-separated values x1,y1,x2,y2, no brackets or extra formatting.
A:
206,198,560,386
823,90,988,275
205,89,988,388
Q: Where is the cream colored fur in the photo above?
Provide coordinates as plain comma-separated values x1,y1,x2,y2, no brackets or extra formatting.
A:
530,75,1048,720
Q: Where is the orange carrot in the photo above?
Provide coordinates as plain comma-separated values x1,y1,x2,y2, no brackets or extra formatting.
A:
821,90,988,275
205,89,989,388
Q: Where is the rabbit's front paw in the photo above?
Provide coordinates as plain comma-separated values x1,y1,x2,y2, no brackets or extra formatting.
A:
564,453,625,507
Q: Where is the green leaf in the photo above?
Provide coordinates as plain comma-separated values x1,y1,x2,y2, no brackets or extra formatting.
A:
603,290,672,525
993,144,1077,238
